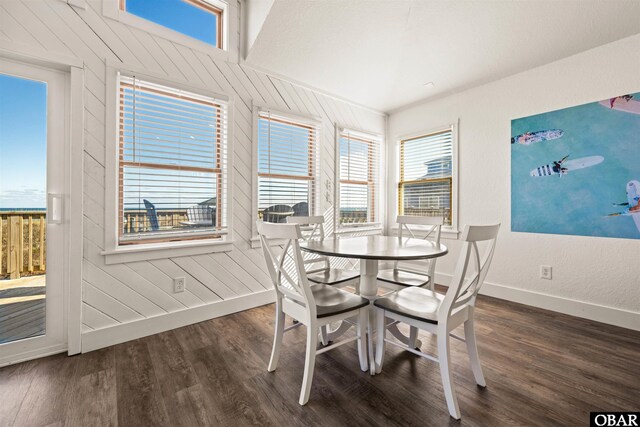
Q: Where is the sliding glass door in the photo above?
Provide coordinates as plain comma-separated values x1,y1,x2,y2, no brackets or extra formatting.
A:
0,59,67,365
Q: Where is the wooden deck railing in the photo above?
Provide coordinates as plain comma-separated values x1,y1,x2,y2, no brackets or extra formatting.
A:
0,211,46,280
403,208,452,226
122,209,190,233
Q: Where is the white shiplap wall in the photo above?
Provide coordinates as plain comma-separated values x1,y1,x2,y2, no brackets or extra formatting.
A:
0,0,385,351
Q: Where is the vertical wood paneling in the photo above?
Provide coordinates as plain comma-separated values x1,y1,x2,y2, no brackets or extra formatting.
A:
1,0,385,343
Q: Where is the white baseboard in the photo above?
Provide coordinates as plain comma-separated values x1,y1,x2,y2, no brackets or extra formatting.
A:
434,272,640,332
81,289,275,353
0,343,68,368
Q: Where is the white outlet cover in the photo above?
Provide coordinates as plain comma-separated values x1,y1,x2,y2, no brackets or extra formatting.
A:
540,266,552,280
173,277,186,293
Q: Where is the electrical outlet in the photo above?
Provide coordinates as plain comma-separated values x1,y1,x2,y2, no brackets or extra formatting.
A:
173,277,186,293
540,265,552,280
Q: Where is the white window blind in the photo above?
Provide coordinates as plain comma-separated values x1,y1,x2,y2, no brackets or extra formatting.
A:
399,128,453,225
257,111,318,223
118,75,228,244
338,129,380,226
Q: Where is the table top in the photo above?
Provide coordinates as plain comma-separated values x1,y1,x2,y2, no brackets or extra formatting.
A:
300,235,448,261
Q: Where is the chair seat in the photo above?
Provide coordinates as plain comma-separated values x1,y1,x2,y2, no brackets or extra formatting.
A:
311,284,369,318
373,287,444,324
307,268,359,286
377,268,430,287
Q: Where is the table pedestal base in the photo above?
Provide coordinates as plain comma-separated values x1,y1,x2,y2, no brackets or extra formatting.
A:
318,260,424,372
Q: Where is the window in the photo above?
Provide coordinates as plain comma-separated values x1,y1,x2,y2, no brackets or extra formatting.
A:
119,0,224,49
118,75,228,245
256,111,318,223
398,127,454,226
337,129,380,226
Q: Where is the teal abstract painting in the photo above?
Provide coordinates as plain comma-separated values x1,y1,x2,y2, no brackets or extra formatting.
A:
511,93,640,239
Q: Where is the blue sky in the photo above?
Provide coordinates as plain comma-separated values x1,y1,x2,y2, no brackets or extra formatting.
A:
0,74,47,209
126,0,218,46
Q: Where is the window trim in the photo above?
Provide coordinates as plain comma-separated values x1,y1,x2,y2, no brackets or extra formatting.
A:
102,0,231,60
250,104,321,247
334,125,383,232
116,77,226,245
392,123,459,238
103,62,235,263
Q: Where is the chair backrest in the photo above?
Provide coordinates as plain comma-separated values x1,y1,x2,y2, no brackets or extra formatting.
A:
262,204,294,223
394,216,444,285
286,215,325,239
439,224,500,320
143,199,159,231
397,215,443,241
256,221,316,317
286,215,329,272
187,205,214,224
292,201,309,217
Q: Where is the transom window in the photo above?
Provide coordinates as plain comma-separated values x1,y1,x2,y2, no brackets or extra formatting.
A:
257,111,318,223
118,75,228,244
120,0,224,49
398,128,453,225
338,129,380,226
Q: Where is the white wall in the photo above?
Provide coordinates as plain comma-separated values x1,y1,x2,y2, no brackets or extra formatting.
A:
244,0,274,56
388,34,640,330
0,0,385,352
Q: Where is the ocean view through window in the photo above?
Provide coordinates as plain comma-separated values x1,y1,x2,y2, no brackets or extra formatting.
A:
338,129,380,226
256,111,318,223
118,75,228,244
0,72,48,344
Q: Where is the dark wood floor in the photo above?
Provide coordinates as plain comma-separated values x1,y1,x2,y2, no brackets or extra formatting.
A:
1,289,639,427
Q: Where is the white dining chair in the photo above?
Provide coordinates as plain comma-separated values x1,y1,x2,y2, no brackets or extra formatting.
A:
373,224,500,420
257,221,371,405
377,215,443,291
286,215,360,288
287,216,361,345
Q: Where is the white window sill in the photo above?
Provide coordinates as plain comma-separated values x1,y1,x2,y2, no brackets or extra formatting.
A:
390,227,460,240
102,238,233,265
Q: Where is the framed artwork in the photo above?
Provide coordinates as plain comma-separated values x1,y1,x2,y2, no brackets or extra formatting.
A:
511,93,640,239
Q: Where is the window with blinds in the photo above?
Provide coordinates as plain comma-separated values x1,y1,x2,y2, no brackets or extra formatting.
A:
257,111,318,223
118,75,228,244
120,0,224,49
338,129,380,226
398,128,453,225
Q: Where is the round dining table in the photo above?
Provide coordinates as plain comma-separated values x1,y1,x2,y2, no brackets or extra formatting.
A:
300,235,448,374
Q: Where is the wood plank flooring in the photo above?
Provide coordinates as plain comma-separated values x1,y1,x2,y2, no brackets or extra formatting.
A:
1,289,639,426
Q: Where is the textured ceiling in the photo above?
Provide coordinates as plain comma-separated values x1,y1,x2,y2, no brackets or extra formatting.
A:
245,0,640,112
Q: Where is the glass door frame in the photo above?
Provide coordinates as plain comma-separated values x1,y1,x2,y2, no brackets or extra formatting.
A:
0,56,81,366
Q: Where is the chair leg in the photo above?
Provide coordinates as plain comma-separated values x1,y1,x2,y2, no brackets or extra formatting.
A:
374,310,386,374
268,301,285,372
320,325,329,346
464,316,486,387
357,309,369,372
437,327,461,420
408,326,418,349
299,320,318,405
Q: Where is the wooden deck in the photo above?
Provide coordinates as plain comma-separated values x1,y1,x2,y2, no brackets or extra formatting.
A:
0,275,46,344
